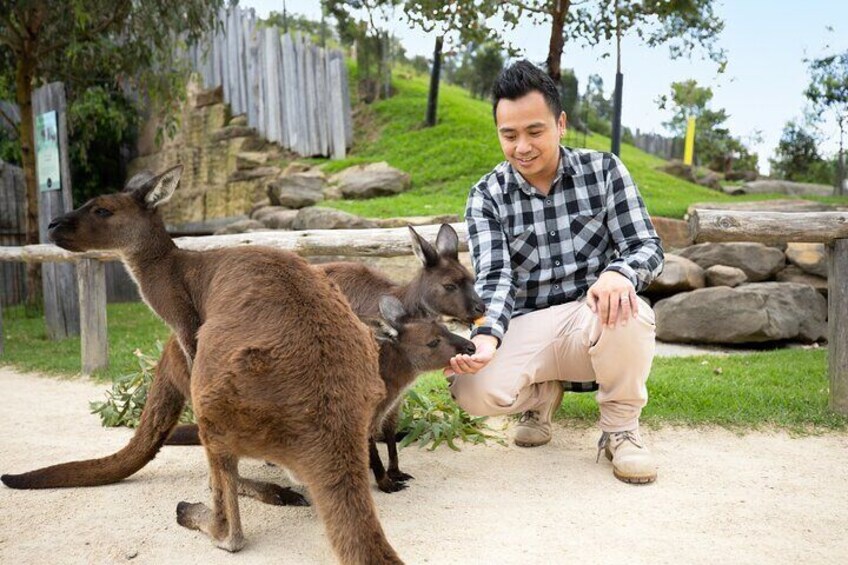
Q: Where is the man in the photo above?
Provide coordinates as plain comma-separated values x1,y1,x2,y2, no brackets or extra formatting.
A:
447,60,664,484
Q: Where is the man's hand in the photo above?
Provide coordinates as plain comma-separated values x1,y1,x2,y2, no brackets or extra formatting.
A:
444,334,499,376
587,271,638,328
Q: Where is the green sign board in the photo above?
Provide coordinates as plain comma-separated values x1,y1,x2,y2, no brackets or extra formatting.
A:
36,110,61,192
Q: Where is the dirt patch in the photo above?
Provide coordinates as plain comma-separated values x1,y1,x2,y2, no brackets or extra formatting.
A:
1,367,846,564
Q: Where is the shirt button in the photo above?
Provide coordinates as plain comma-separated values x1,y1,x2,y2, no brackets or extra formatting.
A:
555,260,561,266
546,199,552,205
554,284,560,289
550,230,556,236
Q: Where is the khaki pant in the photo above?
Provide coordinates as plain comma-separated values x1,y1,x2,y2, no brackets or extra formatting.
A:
449,298,656,432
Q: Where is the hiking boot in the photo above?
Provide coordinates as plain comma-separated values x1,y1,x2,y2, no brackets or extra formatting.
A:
513,385,564,447
597,429,657,484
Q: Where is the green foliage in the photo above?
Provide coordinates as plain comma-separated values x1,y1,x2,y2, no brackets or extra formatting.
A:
90,342,194,428
67,86,139,204
770,121,833,184
398,377,505,450
805,49,848,191
446,42,505,100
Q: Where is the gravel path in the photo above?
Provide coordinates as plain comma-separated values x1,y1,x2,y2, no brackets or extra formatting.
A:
1,366,847,564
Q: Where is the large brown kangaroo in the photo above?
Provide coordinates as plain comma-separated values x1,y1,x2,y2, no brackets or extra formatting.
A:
2,224,482,500
1,166,402,563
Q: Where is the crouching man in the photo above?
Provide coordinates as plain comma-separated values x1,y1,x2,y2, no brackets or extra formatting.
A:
447,60,664,484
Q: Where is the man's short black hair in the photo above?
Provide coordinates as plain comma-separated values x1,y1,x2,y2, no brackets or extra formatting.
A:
492,60,562,123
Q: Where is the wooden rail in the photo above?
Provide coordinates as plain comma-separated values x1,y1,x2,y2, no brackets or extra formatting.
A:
0,224,468,374
689,209,848,415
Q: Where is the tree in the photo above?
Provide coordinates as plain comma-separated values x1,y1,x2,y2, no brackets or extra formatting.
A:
505,0,726,83
770,121,831,184
0,0,223,307
805,50,848,195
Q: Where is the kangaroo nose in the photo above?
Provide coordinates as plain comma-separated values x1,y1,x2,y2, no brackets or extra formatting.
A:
473,302,486,315
48,218,62,230
463,342,476,355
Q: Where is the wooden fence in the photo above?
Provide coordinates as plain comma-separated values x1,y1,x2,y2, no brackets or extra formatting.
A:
631,131,681,161
184,5,353,159
0,160,26,307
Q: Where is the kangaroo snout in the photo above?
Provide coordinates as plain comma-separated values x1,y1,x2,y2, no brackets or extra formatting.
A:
461,341,476,356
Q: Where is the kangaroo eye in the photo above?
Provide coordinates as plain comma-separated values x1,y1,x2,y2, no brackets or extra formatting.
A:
94,207,113,218
427,339,441,348
443,284,457,292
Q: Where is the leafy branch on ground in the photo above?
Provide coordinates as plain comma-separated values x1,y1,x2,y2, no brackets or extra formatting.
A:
90,342,195,428
398,386,505,451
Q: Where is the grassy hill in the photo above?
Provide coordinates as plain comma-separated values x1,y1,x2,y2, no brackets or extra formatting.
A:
319,70,813,220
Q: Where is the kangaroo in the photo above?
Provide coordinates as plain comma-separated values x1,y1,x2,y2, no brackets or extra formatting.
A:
1,224,483,503
1,166,402,563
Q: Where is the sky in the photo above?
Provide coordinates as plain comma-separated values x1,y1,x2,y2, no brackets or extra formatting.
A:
243,1,848,174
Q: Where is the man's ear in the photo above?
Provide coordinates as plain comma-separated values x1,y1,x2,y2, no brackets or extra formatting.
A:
558,112,567,138
137,164,183,209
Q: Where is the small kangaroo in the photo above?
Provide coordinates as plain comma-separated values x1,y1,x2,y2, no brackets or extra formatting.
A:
1,166,402,563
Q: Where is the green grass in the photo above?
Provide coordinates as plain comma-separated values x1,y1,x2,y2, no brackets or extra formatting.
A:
315,71,848,219
2,302,846,432
1,303,169,382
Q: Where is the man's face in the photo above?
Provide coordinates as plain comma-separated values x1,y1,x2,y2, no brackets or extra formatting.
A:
495,91,566,185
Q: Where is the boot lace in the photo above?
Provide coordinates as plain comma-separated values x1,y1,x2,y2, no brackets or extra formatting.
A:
596,430,642,463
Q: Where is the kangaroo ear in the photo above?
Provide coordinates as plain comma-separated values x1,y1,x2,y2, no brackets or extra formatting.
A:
361,317,398,344
408,225,438,267
435,223,459,259
137,164,182,209
378,295,407,331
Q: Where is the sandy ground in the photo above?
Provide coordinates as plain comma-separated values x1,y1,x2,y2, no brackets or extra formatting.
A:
1,366,847,565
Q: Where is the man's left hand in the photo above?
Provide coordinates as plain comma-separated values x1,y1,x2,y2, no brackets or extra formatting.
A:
587,271,638,328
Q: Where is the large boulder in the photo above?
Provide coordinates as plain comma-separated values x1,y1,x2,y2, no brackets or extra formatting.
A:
213,219,266,235
650,216,693,250
291,207,378,230
677,242,785,282
267,170,326,209
329,162,411,199
737,180,834,197
660,160,722,190
654,282,827,344
785,242,827,278
261,209,299,230
645,254,705,294
704,265,747,288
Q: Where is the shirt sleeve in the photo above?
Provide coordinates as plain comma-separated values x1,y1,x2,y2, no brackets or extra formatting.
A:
465,182,516,345
601,153,664,291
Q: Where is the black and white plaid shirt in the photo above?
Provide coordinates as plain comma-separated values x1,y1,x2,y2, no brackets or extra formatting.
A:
466,146,664,343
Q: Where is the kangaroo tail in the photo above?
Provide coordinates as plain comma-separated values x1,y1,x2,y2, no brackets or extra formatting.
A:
2,342,187,489
165,423,201,445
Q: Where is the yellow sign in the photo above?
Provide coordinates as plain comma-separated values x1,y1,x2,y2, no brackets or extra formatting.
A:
683,116,696,166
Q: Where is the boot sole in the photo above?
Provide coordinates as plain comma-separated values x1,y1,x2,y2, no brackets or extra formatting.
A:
606,449,657,484
513,438,551,448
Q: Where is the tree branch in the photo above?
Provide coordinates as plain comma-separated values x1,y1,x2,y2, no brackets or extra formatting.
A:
0,104,20,138
38,2,129,58
0,12,25,50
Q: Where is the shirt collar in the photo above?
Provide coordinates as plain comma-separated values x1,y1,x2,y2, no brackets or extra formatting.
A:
511,146,578,196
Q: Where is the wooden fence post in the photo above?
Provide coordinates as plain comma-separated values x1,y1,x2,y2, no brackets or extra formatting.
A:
829,238,848,415
77,258,108,375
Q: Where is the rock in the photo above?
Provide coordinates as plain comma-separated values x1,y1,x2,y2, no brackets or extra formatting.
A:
775,265,828,297
677,242,785,282
228,166,281,182
236,152,269,170
329,162,411,199
738,180,834,197
660,160,722,191
213,219,266,235
687,199,838,214
267,170,327,209
654,282,827,344
696,170,723,191
704,265,747,288
249,199,272,217
725,170,758,182
194,85,223,108
251,205,290,221
261,209,299,230
291,207,378,230
645,254,705,294
229,115,248,126
785,242,827,278
211,125,259,142
650,216,693,250
283,162,313,175
375,215,461,228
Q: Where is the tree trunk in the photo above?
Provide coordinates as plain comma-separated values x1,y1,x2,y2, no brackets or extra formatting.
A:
16,51,42,310
425,35,443,128
545,0,571,83
836,117,845,197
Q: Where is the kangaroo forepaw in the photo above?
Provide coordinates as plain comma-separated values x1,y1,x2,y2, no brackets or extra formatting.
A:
176,501,210,531
377,476,408,494
266,484,310,507
387,469,414,483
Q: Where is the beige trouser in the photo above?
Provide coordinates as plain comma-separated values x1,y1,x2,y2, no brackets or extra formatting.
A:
449,298,656,433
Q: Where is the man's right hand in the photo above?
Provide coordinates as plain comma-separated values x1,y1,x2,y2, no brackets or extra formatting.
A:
444,334,499,376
